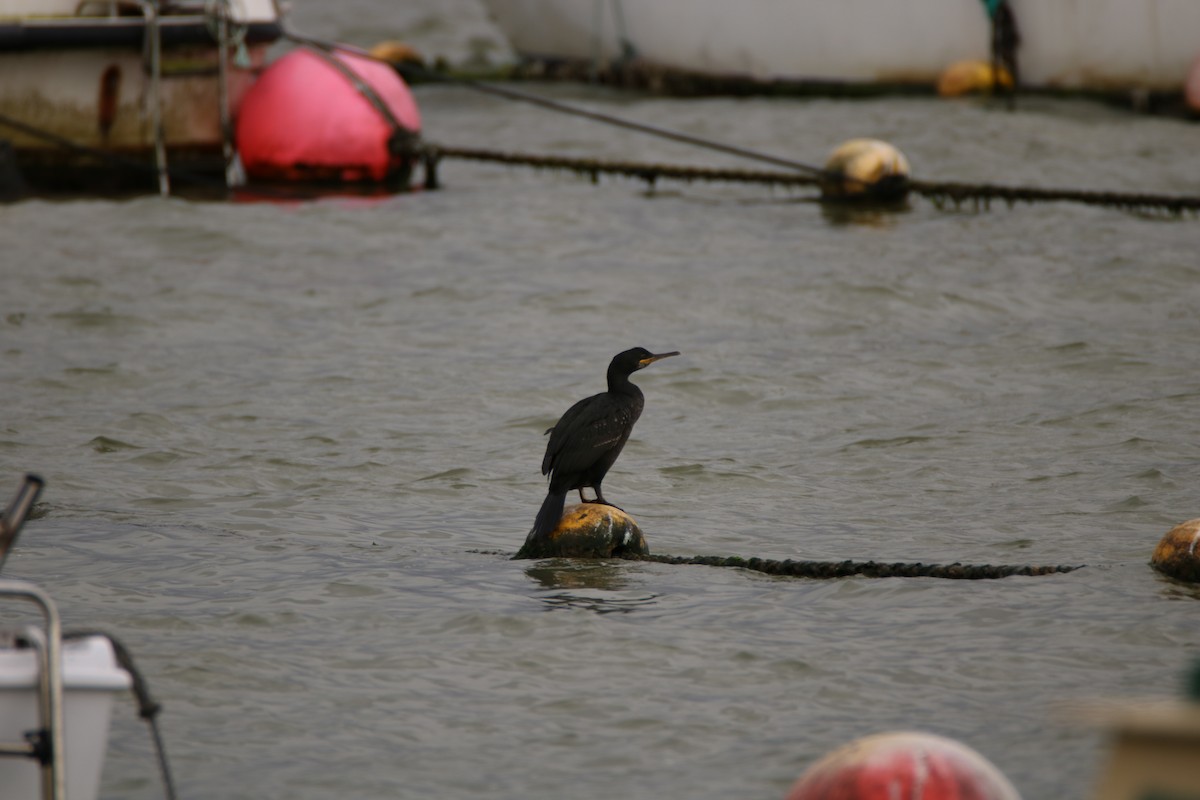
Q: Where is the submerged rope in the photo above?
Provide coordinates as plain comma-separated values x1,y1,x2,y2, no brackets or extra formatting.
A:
472,549,1081,579
625,553,1082,579
908,177,1200,214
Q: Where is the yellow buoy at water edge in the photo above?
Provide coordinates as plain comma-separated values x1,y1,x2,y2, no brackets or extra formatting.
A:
369,40,426,67
819,138,911,203
937,60,1014,97
1150,518,1200,583
514,503,648,560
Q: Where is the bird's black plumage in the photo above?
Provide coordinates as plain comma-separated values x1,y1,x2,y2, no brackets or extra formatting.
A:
528,347,679,542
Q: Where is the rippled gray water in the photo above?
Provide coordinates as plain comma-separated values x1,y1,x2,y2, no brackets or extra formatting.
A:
3,3,1200,799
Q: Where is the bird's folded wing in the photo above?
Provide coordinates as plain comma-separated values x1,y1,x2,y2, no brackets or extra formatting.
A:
542,397,634,476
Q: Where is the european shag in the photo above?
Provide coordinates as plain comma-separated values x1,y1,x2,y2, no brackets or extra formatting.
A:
529,347,680,540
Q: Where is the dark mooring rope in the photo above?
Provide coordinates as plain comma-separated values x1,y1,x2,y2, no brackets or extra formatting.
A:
287,31,829,177
426,144,1200,214
470,549,1082,579
426,144,821,188
625,553,1083,579
908,177,1200,214
287,32,1200,215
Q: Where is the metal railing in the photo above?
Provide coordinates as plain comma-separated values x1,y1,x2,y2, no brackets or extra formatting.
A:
0,582,66,800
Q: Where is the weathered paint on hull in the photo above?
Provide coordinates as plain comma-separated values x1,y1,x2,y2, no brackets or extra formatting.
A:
1,47,266,153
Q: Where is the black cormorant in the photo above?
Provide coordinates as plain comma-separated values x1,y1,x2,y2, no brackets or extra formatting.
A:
529,347,680,540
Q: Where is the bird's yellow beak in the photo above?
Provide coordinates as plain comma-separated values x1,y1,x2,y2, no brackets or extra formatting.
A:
638,351,680,368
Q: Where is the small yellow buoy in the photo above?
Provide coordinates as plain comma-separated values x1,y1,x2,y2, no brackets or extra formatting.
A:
937,60,1014,97
819,138,911,203
368,40,425,67
514,503,648,560
1151,518,1200,583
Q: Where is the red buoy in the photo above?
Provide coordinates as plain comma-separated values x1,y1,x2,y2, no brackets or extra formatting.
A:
236,47,422,185
786,731,1021,800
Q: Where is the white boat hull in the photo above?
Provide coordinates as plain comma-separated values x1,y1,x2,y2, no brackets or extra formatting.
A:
481,0,1200,92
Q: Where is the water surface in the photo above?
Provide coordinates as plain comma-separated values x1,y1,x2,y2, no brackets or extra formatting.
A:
2,3,1200,799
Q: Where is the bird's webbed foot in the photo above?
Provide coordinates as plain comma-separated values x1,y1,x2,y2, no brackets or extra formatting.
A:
585,492,623,512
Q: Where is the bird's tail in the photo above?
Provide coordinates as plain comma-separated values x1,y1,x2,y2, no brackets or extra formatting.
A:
529,490,567,541
514,490,568,559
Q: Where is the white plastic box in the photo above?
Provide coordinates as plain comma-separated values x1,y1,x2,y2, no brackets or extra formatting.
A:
0,634,132,800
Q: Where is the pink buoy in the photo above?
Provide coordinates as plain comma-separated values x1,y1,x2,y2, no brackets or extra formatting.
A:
786,731,1021,800
236,47,422,185
1187,54,1200,114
